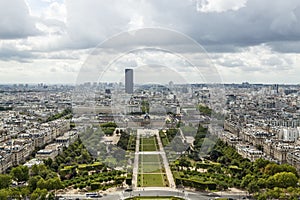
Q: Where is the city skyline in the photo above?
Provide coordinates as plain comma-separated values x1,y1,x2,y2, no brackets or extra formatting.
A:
0,0,300,84
0,80,300,199
1,1,300,198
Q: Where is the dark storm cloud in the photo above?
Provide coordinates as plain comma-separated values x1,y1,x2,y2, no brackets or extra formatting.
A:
267,41,300,53
0,45,35,63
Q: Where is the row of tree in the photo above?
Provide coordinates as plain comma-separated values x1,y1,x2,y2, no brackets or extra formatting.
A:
116,130,130,150
46,108,72,122
173,137,300,198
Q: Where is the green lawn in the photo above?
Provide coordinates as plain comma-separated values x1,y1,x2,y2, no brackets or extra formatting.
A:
161,137,170,146
138,173,168,187
139,164,163,173
140,136,158,151
126,197,184,200
139,154,161,163
138,154,169,187
139,155,164,173
138,137,169,187
141,145,157,151
125,197,184,200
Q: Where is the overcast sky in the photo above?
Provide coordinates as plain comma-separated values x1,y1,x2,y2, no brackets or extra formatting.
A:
0,0,300,84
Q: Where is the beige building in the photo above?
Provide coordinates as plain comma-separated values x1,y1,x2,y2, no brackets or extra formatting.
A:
36,143,62,160
287,150,300,173
237,144,264,162
0,151,12,173
273,143,294,164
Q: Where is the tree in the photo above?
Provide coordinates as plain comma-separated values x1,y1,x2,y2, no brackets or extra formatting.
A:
271,172,298,188
36,177,63,191
44,158,53,168
247,181,259,194
207,167,215,173
37,178,47,190
257,178,267,188
141,100,150,113
0,174,11,189
100,122,117,128
30,164,51,179
266,187,281,199
9,187,30,200
115,176,125,185
30,164,39,176
254,158,270,169
255,192,267,200
28,176,42,192
231,158,240,166
212,164,222,174
117,131,130,150
179,157,191,168
209,149,223,162
198,105,212,116
81,149,92,163
30,188,47,200
50,161,59,171
241,174,255,188
47,192,55,200
45,171,58,180
48,177,63,190
264,163,298,177
0,189,9,200
10,165,29,182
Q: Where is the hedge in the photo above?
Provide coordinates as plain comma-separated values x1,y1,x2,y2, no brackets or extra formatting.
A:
175,178,216,190
91,182,101,190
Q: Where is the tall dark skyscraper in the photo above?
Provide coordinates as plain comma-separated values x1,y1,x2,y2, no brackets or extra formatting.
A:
125,69,133,94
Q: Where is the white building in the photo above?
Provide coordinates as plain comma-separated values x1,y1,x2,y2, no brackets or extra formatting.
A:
280,127,299,142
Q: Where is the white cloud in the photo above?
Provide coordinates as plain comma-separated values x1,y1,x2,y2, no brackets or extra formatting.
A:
0,0,41,39
196,0,247,13
128,15,145,30
42,1,66,22
1,0,300,84
213,45,299,83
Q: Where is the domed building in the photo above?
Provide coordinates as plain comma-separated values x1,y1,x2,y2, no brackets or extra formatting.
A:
141,113,151,127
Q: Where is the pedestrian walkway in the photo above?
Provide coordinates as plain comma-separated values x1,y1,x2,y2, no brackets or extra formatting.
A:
132,132,140,188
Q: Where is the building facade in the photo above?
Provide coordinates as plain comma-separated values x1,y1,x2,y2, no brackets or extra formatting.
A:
125,69,133,94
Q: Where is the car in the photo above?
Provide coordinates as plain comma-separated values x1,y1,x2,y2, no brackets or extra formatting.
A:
85,193,102,198
207,193,220,197
124,188,133,192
